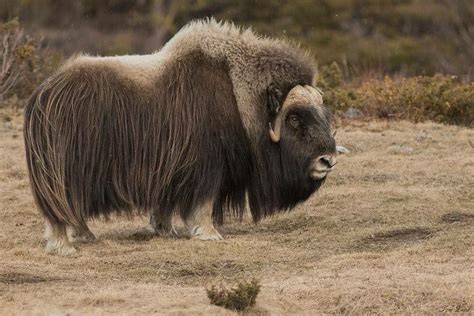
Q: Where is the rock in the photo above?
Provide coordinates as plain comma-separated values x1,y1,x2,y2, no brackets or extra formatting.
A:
2,121,13,130
343,107,364,119
389,145,415,154
415,130,432,142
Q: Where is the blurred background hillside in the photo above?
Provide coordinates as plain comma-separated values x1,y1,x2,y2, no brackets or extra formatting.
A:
1,0,473,125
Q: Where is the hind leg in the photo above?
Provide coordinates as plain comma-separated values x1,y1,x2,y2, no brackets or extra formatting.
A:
68,224,96,243
150,210,177,236
186,199,223,240
44,221,76,256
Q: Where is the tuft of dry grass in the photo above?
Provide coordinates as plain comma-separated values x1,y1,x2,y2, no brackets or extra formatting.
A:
207,279,261,311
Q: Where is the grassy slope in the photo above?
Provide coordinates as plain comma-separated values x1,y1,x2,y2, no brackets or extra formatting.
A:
0,108,473,314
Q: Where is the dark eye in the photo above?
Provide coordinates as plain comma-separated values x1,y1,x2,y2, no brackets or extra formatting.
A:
287,114,300,129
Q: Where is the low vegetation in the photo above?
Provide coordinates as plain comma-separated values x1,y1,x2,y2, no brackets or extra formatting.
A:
1,19,472,127
319,62,474,126
0,18,60,106
207,279,261,311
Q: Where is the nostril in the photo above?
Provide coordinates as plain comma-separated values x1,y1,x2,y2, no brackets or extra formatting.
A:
320,157,331,168
311,155,337,179
318,155,337,169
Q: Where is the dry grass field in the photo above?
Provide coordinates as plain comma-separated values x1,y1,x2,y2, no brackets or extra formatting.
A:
0,107,473,315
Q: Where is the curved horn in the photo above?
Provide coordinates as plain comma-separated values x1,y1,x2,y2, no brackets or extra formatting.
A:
269,117,284,142
269,122,280,142
303,85,323,105
268,106,286,142
268,85,323,143
269,85,303,142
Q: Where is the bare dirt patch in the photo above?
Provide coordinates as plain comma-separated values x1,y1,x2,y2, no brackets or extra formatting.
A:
358,227,435,251
1,112,473,314
441,211,474,224
0,273,58,285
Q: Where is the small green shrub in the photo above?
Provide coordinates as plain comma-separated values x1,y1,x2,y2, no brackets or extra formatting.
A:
323,87,360,113
206,279,261,311
317,62,360,114
318,62,344,89
441,83,474,126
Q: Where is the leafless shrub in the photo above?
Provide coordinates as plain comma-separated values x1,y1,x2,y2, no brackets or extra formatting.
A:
0,18,60,106
0,18,34,102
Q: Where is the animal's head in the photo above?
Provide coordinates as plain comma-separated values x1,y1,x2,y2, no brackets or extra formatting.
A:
267,84,337,183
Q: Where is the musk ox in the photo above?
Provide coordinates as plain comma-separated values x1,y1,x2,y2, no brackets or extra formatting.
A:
24,19,337,255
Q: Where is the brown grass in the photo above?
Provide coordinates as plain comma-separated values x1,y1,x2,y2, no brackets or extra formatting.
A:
0,108,473,314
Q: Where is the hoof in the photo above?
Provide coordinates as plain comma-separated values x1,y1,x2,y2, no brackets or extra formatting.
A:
69,231,96,243
190,226,224,240
68,227,96,243
45,239,77,256
152,223,178,237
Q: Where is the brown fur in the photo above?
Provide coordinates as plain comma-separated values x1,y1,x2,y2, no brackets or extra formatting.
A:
23,20,335,253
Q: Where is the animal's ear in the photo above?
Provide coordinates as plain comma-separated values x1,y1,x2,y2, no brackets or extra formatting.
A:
267,83,283,115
